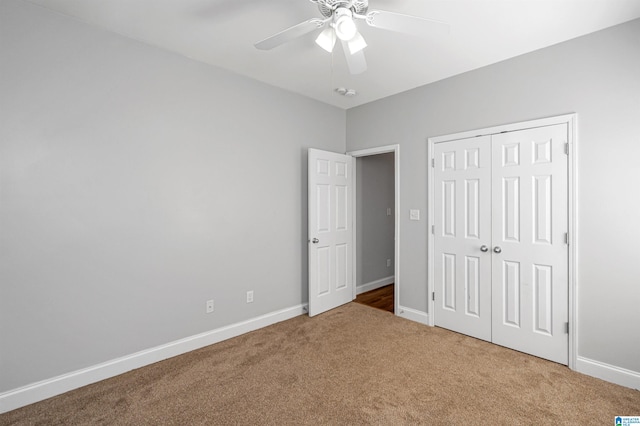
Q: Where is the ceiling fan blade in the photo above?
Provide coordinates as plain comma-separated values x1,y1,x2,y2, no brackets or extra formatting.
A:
347,31,367,55
365,10,450,37
255,18,327,50
341,41,367,75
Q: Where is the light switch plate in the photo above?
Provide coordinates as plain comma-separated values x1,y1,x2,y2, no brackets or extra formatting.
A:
409,209,420,221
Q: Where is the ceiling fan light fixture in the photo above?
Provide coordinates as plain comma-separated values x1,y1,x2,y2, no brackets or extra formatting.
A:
315,26,336,52
254,1,451,77
334,8,357,41
348,32,367,54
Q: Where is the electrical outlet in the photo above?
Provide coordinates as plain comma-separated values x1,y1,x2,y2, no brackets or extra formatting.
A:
387,207,392,216
206,299,214,314
246,291,254,303
387,259,391,267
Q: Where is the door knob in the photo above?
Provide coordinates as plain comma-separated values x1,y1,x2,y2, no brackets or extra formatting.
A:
493,246,502,253
480,245,489,252
311,238,319,244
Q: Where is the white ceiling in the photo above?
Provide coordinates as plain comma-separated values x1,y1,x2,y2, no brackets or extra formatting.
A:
25,0,640,109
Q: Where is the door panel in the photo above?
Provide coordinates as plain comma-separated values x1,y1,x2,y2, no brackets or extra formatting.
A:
502,177,520,242
465,179,480,239
502,260,521,327
434,136,492,341
443,253,456,310
491,124,569,364
465,255,480,316
308,149,354,316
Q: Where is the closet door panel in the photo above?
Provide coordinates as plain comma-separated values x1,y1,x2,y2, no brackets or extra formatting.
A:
490,124,569,364
434,136,492,342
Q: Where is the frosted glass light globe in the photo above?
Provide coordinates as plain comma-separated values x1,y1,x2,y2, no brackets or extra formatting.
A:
335,14,357,41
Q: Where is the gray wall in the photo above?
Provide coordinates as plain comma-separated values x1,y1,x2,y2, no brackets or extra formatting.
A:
347,18,640,372
356,153,395,287
0,0,345,392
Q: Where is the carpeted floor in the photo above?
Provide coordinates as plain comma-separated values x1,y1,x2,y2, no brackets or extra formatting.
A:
2,303,639,425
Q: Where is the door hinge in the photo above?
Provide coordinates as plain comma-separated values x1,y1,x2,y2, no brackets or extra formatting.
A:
431,158,435,168
432,225,435,234
565,232,569,245
564,143,569,155
565,322,569,334
432,292,435,301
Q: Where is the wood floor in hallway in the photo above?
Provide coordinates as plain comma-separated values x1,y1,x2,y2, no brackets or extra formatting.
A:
354,284,394,313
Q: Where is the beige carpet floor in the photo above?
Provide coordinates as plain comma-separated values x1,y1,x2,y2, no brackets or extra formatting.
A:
2,303,639,425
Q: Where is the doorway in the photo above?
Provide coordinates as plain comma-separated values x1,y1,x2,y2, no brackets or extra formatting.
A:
307,145,400,317
354,152,395,313
349,145,400,315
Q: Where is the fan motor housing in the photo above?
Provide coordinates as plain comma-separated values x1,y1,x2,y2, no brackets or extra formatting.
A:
317,0,368,18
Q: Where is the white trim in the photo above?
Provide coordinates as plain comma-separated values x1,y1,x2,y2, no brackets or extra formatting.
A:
0,304,307,414
427,114,578,367
567,115,578,371
351,154,358,301
427,139,436,327
348,145,400,316
356,275,394,295
397,306,430,325
576,357,640,390
429,113,578,144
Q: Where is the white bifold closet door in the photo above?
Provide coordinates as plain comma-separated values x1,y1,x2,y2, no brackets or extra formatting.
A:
434,135,493,342
434,124,569,364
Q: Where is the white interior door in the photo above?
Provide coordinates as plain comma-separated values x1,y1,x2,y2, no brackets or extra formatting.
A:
434,136,493,341
491,124,569,364
432,123,569,364
308,148,354,317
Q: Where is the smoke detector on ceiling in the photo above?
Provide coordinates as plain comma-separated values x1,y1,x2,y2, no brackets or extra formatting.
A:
335,87,357,97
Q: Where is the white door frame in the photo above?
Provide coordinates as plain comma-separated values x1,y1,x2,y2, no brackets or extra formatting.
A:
348,145,401,315
427,114,578,369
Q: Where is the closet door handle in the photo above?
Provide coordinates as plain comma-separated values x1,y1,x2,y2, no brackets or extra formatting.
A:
480,245,489,252
493,246,502,254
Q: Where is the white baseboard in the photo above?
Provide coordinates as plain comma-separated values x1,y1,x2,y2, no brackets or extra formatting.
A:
576,356,640,390
356,275,394,295
396,305,430,326
0,304,308,414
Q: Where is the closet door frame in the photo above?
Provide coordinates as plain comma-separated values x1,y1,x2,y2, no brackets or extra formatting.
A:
427,113,578,370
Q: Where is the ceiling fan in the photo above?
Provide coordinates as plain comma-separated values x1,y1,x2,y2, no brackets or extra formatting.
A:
254,0,450,75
